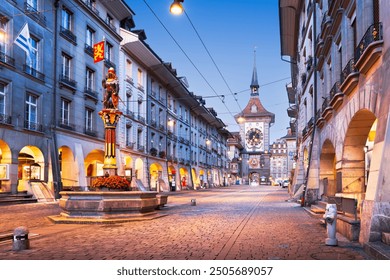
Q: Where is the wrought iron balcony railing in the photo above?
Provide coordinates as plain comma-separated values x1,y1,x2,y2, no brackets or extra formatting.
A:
24,65,45,81
340,58,357,84
355,23,383,62
0,51,15,67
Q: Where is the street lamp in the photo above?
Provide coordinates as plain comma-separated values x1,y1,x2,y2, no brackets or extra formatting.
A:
170,0,184,15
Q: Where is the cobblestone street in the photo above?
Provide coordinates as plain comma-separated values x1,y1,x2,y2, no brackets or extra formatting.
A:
0,185,371,260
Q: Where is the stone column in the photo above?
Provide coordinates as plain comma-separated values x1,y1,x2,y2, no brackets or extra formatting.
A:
99,109,122,176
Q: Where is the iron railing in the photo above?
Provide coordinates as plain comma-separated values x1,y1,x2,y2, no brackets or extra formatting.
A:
355,22,383,62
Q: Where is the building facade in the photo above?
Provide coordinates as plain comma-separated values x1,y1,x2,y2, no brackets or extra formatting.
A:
279,0,390,244
0,0,231,200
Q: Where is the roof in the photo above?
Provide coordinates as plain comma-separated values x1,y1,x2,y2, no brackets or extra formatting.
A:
279,0,301,58
237,96,275,123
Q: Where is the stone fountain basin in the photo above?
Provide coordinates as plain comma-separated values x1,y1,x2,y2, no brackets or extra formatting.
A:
49,191,167,223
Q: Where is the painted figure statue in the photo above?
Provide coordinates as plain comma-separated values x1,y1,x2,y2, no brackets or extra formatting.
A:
102,67,119,109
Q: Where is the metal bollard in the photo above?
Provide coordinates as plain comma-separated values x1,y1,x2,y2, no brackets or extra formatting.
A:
12,226,30,251
191,199,196,206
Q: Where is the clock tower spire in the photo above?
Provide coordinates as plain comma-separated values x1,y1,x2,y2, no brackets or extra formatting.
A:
250,48,259,96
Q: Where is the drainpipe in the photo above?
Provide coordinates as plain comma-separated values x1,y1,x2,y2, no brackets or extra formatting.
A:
51,0,62,198
301,3,318,207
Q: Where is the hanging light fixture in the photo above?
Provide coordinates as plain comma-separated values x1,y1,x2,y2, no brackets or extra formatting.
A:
170,0,184,15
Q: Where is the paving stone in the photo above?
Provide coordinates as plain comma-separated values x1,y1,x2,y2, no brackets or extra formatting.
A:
0,185,371,260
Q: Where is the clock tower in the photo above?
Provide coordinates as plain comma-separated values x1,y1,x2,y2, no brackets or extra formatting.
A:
235,50,275,185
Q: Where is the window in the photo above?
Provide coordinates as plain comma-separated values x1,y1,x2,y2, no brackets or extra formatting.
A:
126,125,132,147
61,7,72,31
61,53,71,78
0,83,5,115
25,93,38,127
86,26,94,47
0,17,7,53
137,68,143,89
28,37,38,69
85,108,93,132
85,68,95,91
106,14,113,26
27,0,38,10
60,99,70,125
105,42,113,62
126,59,132,80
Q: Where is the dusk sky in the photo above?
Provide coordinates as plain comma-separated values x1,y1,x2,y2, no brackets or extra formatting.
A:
126,0,291,142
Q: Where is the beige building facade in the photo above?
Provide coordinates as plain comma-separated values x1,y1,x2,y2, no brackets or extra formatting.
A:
279,0,390,244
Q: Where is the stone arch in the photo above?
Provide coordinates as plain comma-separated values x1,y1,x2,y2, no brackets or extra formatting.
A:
180,167,189,189
149,162,163,191
18,146,45,181
319,139,337,197
59,146,77,188
134,158,144,180
0,140,12,164
191,168,198,189
84,149,104,178
0,140,12,191
341,109,376,200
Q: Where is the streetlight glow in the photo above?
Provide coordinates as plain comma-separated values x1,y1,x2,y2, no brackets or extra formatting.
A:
170,0,184,15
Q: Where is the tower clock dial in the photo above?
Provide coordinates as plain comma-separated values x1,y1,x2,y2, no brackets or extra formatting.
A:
245,122,264,151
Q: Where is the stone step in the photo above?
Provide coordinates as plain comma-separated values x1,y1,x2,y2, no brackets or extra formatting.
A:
382,232,390,245
310,205,325,214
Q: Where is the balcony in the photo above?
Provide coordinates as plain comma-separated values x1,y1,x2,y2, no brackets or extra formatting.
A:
24,2,46,26
84,44,93,57
0,113,12,125
137,145,145,152
60,26,77,45
0,51,15,67
59,74,77,91
315,109,325,129
329,81,344,110
321,97,333,121
340,58,359,96
286,85,296,104
287,105,298,118
58,120,75,131
24,121,43,132
80,0,100,16
126,142,135,149
330,8,343,36
320,13,332,41
24,65,45,81
355,23,383,74
104,59,116,70
84,87,99,102
84,128,97,137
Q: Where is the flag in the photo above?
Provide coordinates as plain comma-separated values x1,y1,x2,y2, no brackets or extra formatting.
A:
14,23,33,65
93,41,105,63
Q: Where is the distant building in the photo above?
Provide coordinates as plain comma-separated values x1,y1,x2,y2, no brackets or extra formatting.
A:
231,51,275,185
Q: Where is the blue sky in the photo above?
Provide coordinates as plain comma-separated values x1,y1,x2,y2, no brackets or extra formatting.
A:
126,0,291,142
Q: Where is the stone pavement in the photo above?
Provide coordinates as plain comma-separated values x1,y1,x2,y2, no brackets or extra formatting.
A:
0,185,372,260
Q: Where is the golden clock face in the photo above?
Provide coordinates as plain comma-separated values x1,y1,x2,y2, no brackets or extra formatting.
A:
246,128,263,147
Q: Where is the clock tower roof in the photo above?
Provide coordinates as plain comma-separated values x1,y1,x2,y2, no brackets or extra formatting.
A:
237,97,275,123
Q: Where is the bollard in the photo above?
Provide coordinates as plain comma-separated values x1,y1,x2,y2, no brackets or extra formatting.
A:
12,226,30,251
191,199,196,206
323,204,338,246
